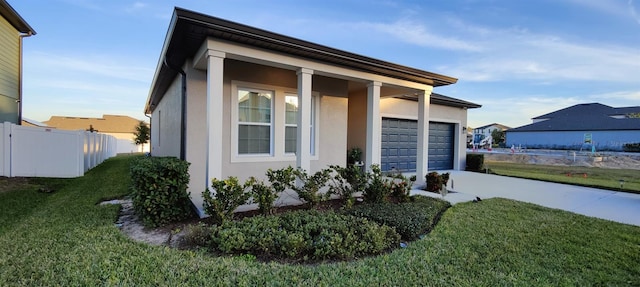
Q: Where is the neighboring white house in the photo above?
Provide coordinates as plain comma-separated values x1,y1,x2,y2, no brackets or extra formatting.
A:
44,115,150,154
145,8,480,216
0,0,35,124
506,103,640,151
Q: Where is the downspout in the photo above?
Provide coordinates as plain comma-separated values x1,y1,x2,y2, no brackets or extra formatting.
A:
144,113,152,155
18,31,34,125
163,56,187,160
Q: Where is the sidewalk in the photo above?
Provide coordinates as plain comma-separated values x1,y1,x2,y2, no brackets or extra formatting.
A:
411,171,640,227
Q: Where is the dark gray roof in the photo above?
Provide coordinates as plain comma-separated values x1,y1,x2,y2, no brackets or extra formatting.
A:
0,0,36,34
431,93,481,109
147,7,458,113
509,103,640,132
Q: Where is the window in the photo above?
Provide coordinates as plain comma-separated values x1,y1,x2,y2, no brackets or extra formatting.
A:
237,88,273,154
284,94,316,155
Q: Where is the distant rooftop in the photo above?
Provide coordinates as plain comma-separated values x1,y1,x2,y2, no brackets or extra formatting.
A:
44,115,145,133
509,103,640,132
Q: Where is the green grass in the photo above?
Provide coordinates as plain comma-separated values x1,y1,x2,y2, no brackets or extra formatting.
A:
1,155,639,286
486,161,640,194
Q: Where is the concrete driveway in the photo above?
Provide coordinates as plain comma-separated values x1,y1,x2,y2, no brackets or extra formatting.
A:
411,171,640,227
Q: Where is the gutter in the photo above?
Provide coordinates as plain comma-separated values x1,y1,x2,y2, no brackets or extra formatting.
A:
17,31,34,125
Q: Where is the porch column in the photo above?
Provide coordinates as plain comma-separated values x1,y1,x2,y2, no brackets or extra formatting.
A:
365,81,382,171
206,50,225,187
296,68,313,172
416,87,433,185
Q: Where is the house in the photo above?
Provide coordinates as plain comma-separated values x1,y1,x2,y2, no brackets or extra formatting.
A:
44,115,150,154
472,123,510,146
21,117,47,127
145,8,480,216
0,0,35,124
506,103,640,151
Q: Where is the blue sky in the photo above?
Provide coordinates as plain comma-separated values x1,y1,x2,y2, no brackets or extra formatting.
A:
12,0,640,128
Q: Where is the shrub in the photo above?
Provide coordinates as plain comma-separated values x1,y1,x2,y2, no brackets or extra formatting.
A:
363,165,392,203
328,164,367,207
425,172,449,193
210,210,400,261
129,157,193,227
247,177,277,216
289,168,331,208
466,153,484,171
346,196,451,240
387,174,416,203
623,143,640,152
202,177,252,225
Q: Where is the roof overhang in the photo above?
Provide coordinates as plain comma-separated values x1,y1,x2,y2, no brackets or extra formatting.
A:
0,0,36,34
145,7,458,113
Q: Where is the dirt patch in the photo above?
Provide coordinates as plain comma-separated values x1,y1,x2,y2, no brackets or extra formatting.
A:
484,152,640,170
0,177,37,193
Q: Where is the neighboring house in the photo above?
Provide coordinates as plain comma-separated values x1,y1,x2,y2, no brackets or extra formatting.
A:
0,0,35,124
44,115,150,154
21,117,47,127
145,8,480,216
472,123,510,147
506,103,640,151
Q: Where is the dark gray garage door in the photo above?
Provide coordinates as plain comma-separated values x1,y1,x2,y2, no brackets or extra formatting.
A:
381,118,454,172
428,122,455,170
381,118,418,172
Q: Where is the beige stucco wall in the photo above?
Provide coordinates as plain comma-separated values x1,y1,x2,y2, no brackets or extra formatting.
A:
178,59,349,211
150,75,182,157
0,15,20,123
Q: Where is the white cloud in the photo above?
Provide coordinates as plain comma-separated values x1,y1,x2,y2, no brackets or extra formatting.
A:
28,52,153,83
630,0,640,24
442,27,640,83
362,20,483,52
125,2,148,13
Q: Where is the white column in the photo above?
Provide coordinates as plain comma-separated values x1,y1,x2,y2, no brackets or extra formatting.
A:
366,81,382,171
416,87,433,185
206,50,225,187
296,68,313,172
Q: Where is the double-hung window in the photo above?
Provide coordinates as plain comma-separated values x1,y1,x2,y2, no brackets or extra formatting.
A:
237,88,273,155
284,93,316,155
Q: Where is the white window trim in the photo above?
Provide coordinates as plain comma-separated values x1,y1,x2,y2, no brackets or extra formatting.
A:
231,81,319,163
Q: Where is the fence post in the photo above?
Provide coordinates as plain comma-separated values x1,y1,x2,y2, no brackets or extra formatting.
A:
2,122,11,177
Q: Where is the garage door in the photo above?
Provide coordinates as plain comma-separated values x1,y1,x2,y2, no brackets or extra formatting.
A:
381,118,418,172
428,122,455,170
381,118,455,172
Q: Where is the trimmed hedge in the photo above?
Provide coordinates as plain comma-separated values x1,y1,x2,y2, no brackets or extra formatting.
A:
130,157,194,227
623,143,640,152
346,196,451,240
210,210,400,261
466,153,484,171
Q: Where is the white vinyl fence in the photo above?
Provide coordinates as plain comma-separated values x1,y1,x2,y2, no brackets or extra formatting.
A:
1,122,117,178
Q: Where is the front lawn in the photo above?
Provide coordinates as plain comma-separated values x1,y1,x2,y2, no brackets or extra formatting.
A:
1,155,639,286
485,161,640,194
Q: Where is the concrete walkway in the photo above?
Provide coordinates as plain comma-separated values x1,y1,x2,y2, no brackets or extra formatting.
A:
411,171,640,227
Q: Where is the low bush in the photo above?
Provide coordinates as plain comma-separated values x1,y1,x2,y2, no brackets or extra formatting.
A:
203,177,252,225
466,153,484,171
425,172,449,193
210,210,400,261
129,157,193,227
387,174,416,203
346,196,451,240
289,168,331,208
328,165,367,208
623,143,640,152
363,165,392,203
